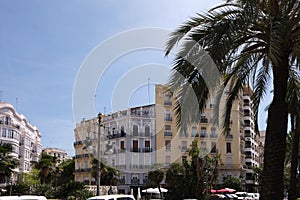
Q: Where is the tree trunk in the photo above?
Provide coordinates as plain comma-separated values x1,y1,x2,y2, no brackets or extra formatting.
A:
261,56,289,200
289,113,300,200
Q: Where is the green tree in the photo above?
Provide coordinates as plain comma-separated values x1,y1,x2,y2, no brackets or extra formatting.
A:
91,158,119,186
19,168,40,194
222,176,241,191
165,163,186,200
33,153,58,184
57,158,75,185
165,1,300,199
0,143,19,185
286,69,300,200
148,169,165,199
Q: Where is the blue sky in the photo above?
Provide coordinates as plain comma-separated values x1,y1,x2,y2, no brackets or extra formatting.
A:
0,0,270,155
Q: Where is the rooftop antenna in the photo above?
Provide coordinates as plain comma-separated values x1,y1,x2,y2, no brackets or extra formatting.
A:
148,77,150,104
104,106,106,114
16,98,18,111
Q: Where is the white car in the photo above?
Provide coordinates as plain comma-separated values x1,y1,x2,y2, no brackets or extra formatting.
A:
247,193,255,200
87,194,136,200
235,192,249,200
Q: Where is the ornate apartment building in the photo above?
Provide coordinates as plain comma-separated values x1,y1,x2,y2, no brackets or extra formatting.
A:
42,147,71,164
74,84,261,193
74,105,156,194
0,102,42,186
155,84,260,192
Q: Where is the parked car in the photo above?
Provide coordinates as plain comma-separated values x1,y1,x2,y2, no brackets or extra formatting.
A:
235,192,248,200
0,196,47,200
209,194,227,200
246,193,255,200
87,194,136,200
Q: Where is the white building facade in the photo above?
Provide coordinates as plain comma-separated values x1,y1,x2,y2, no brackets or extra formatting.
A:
74,105,156,194
0,102,42,186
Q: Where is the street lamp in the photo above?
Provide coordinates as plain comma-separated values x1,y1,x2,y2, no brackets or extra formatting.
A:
97,112,102,196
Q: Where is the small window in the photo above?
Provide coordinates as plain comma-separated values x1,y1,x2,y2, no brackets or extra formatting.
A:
226,142,232,153
133,125,138,136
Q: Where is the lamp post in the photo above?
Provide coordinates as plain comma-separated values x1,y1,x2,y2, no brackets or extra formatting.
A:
96,112,102,196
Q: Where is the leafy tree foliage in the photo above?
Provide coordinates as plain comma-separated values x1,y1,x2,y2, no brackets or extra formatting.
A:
222,176,241,191
165,140,221,200
0,143,19,184
165,0,300,199
148,169,165,199
33,153,58,184
91,157,119,186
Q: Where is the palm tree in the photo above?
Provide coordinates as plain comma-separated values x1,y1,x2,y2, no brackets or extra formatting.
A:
165,1,300,199
286,68,300,200
34,153,57,184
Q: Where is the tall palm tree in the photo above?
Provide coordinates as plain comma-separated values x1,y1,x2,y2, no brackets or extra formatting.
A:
165,0,300,199
286,67,300,200
34,153,57,184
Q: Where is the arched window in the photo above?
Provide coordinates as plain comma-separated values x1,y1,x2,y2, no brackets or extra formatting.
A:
133,125,138,136
145,125,150,137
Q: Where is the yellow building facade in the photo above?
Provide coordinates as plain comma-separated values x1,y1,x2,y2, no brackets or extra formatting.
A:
155,84,248,186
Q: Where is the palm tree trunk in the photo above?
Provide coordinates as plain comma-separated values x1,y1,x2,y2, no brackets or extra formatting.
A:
289,113,300,200
261,56,289,200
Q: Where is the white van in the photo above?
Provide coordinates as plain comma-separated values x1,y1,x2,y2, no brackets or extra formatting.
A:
0,196,47,200
87,194,135,200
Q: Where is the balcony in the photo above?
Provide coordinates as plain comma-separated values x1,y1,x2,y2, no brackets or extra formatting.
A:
200,118,208,123
165,117,172,121
164,131,172,137
191,133,199,138
119,179,125,184
164,100,172,106
117,148,126,153
130,147,141,153
131,179,140,185
143,179,148,184
210,134,218,138
75,168,92,173
108,131,126,139
226,134,233,140
75,153,93,159
200,133,207,138
142,147,153,152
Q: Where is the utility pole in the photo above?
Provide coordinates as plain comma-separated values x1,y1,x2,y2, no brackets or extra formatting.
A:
96,112,102,196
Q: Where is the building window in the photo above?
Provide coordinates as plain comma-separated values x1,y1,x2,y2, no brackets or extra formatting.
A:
165,125,171,131
2,128,6,137
145,125,150,137
166,156,171,166
132,140,139,152
182,156,187,163
200,127,207,137
5,117,11,125
191,126,198,137
181,141,187,152
165,94,172,105
133,125,138,136
165,110,172,121
84,161,88,169
120,141,125,150
210,127,217,138
226,142,232,153
165,140,171,151
211,142,217,153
